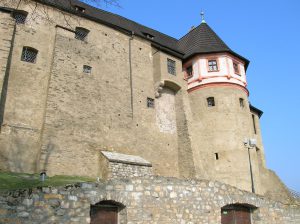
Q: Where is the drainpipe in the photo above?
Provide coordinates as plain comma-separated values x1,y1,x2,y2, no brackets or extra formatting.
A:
129,31,134,119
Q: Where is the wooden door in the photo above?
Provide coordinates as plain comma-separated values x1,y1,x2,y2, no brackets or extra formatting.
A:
221,206,251,224
90,205,118,224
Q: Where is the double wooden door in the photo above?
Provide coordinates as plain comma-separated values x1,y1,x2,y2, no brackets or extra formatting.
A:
90,205,118,224
221,206,251,224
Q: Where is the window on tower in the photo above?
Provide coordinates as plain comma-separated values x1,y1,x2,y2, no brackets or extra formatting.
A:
186,65,193,79
233,61,240,75
208,59,218,72
239,98,245,108
207,97,215,107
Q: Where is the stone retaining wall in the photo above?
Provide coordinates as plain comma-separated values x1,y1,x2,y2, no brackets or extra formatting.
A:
0,177,299,223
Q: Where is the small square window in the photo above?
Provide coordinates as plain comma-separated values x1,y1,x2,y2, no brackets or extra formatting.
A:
207,97,215,107
21,47,38,63
239,98,244,108
83,65,92,74
75,27,89,41
147,97,155,108
14,12,27,24
233,62,240,74
167,59,176,75
186,65,193,78
208,59,218,72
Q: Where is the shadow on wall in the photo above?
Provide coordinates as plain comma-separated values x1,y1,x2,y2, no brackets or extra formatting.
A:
0,24,16,128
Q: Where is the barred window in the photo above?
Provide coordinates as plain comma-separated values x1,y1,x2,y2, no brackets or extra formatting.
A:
208,59,218,72
167,59,176,75
21,47,38,63
147,97,155,108
207,97,215,107
83,65,92,74
75,27,89,41
13,10,28,24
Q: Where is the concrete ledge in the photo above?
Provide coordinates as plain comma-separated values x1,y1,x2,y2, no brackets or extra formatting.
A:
101,151,152,167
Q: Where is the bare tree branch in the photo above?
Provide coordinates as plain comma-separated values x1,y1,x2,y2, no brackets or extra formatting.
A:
0,0,120,28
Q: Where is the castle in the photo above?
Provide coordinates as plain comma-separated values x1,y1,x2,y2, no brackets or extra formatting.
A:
0,1,299,223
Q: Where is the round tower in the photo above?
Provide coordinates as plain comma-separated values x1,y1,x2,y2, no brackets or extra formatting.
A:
179,18,263,193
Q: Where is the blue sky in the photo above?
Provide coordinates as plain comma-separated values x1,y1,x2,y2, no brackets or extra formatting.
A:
87,0,300,191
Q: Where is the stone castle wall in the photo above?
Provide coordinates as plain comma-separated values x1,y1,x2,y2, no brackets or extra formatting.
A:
0,2,190,179
0,0,294,204
0,177,299,224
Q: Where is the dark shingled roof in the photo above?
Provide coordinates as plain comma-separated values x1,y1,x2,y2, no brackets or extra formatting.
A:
177,23,249,68
178,23,231,58
250,104,263,118
35,0,183,57
7,0,249,66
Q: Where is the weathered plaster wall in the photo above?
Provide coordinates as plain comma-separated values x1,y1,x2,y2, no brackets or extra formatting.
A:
0,177,299,224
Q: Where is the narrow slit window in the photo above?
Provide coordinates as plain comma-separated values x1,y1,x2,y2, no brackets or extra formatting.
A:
21,47,38,63
252,114,257,134
147,97,154,108
83,65,92,74
233,62,240,75
239,98,245,108
75,27,90,41
208,59,218,72
207,97,215,107
167,59,176,75
186,65,193,78
13,10,28,24
215,153,219,160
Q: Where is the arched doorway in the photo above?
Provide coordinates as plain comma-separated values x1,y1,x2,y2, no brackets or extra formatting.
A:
221,204,256,224
90,200,126,224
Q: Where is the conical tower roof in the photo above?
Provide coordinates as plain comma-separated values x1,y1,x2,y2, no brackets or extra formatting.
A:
178,22,249,68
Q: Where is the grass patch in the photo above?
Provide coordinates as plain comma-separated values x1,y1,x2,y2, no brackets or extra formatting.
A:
0,172,95,191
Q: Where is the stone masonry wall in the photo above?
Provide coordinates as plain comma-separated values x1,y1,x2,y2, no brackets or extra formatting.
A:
0,177,299,224
108,162,153,179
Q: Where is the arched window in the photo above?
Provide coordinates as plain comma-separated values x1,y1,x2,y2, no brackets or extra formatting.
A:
221,204,256,224
21,47,38,63
75,27,90,41
12,10,28,24
90,200,126,224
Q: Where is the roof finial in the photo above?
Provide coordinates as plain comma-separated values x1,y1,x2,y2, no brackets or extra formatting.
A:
201,11,206,23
